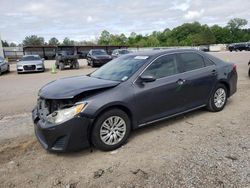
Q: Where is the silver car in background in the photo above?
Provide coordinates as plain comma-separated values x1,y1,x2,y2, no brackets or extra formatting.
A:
0,56,10,75
17,55,45,73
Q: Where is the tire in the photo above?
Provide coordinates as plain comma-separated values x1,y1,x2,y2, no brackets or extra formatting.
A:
91,109,131,151
75,61,80,69
59,62,64,70
0,69,2,76
207,84,228,112
90,60,95,68
248,67,250,78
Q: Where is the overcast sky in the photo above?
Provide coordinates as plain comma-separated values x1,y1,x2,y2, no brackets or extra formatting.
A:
0,0,249,43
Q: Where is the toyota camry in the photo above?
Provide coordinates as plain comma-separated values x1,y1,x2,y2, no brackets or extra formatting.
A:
32,49,237,152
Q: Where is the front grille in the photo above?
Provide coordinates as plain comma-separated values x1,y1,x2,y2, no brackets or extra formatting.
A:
52,136,66,150
23,65,36,70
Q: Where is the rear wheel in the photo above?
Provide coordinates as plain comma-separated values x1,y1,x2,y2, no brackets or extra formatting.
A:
59,62,64,70
91,109,131,151
207,84,228,112
248,67,250,77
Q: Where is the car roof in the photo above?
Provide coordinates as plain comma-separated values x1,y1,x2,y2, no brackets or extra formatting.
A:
129,48,202,58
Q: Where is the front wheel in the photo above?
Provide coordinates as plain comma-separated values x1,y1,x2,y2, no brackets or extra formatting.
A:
91,109,131,151
59,62,64,70
207,84,228,112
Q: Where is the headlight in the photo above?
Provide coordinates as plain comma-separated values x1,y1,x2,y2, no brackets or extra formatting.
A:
47,103,87,124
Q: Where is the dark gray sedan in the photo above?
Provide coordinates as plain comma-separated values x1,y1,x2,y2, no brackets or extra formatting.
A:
17,55,45,73
32,49,237,152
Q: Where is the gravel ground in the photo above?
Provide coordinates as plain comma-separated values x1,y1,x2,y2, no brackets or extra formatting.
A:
0,52,250,188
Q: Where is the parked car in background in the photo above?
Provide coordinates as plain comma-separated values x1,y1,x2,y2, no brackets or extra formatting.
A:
198,45,210,52
17,55,45,73
0,56,10,75
55,51,79,70
228,42,250,52
32,49,237,152
87,49,112,67
111,49,131,59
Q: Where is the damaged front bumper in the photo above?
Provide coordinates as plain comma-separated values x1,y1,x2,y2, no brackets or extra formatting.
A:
32,106,92,152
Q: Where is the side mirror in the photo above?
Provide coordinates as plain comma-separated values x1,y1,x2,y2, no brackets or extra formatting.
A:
140,75,156,82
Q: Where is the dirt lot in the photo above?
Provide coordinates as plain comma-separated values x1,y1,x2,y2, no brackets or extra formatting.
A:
0,52,250,188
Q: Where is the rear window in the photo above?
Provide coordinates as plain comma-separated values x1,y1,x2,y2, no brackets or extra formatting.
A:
178,53,205,72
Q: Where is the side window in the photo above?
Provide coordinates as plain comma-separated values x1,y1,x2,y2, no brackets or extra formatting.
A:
178,53,205,72
143,54,179,79
204,57,215,66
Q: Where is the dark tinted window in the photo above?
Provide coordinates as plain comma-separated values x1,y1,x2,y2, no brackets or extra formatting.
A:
178,53,205,71
143,54,179,79
204,57,215,66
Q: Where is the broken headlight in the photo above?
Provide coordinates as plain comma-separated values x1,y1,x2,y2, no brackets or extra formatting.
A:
46,102,87,124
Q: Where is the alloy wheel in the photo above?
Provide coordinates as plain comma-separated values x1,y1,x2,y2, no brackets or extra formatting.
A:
100,116,126,145
214,88,226,108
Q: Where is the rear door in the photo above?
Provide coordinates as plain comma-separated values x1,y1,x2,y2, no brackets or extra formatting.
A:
176,52,217,109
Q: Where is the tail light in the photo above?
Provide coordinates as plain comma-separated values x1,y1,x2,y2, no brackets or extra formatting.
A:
233,64,237,71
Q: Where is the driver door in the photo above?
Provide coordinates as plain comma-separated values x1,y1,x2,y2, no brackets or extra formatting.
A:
133,54,186,125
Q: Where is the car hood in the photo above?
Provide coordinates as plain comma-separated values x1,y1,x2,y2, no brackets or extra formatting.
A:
39,75,120,99
17,60,43,65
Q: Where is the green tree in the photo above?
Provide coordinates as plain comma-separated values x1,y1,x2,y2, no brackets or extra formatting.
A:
9,42,17,47
227,18,248,42
48,37,60,46
62,37,74,45
1,40,9,47
210,25,232,43
227,18,248,30
22,35,45,46
98,30,111,45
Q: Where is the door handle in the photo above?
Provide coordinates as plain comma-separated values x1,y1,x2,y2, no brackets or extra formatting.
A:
177,79,186,85
212,69,217,75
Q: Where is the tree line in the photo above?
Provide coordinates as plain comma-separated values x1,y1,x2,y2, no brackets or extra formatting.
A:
2,18,249,48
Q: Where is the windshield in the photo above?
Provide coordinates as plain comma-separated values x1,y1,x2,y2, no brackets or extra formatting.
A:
92,50,107,56
119,50,130,54
90,55,147,81
22,56,41,61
